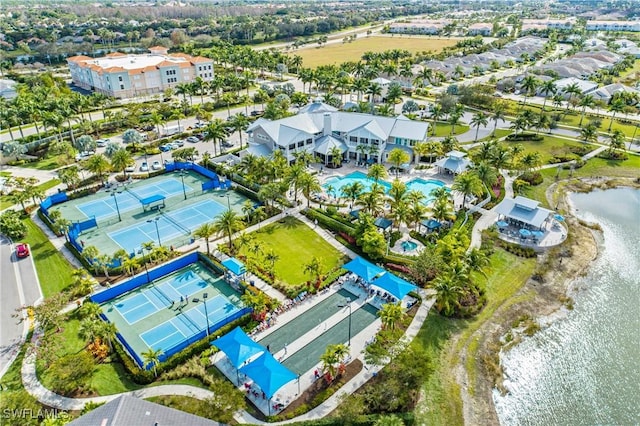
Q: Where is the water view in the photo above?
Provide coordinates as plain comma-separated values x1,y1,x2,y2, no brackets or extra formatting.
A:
494,187,640,426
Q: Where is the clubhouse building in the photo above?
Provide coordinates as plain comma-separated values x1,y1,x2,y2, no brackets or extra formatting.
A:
67,46,213,98
244,100,429,164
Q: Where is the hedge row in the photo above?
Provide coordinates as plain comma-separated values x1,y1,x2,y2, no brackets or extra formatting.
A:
506,133,544,142
302,208,355,235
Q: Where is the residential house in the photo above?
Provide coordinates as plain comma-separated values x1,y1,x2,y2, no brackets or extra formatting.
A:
67,46,214,98
388,20,449,35
592,83,639,104
586,20,640,32
67,395,224,426
468,23,492,36
554,77,598,98
244,101,429,164
433,150,473,175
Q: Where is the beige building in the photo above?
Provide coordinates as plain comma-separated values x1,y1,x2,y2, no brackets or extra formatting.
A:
67,46,214,98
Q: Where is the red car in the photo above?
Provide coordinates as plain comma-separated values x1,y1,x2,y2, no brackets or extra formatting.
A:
15,243,30,258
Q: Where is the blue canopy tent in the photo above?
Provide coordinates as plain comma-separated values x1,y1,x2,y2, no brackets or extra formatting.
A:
140,194,166,211
422,219,442,231
222,257,246,276
343,257,386,282
374,217,393,231
239,351,298,414
211,327,265,369
371,272,417,301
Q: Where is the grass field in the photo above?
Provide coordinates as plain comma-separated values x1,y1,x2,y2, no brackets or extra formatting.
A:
22,217,75,297
239,216,345,285
291,36,459,68
431,122,470,137
414,249,536,425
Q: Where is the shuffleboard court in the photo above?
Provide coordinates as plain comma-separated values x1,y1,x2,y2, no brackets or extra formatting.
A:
108,199,227,252
76,178,193,220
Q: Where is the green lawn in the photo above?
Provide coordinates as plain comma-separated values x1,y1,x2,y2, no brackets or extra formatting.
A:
431,122,470,137
239,216,345,286
516,134,590,164
523,154,640,208
414,249,536,425
20,154,70,171
22,217,75,297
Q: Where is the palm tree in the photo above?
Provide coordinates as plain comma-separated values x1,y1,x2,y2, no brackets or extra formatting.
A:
490,102,506,136
299,172,322,207
580,123,598,144
264,249,280,278
429,104,444,136
432,271,464,316
356,183,385,216
387,148,410,178
193,222,216,254
367,163,387,183
607,97,626,132
122,129,143,152
229,113,250,149
303,256,323,285
452,171,484,209
141,347,163,377
607,129,625,155
473,162,498,191
320,343,350,382
578,94,595,127
204,119,228,157
366,82,382,113
241,291,270,321
519,75,538,110
342,181,364,209
378,302,405,330
470,111,489,142
329,146,344,168
286,163,305,203
412,141,429,164
213,210,245,252
539,79,557,111
110,149,134,178
85,154,111,185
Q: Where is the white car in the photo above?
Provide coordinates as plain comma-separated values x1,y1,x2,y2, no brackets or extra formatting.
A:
186,136,199,143
96,138,110,147
125,165,135,173
140,162,149,172
152,161,162,170
75,151,95,161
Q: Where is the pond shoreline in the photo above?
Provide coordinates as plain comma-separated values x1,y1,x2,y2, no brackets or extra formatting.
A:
459,177,639,426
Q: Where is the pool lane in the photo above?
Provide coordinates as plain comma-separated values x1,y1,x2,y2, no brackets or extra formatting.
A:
282,303,379,375
258,289,357,353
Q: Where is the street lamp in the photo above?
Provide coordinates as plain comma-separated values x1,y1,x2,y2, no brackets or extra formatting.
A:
338,297,352,346
147,217,161,246
175,170,187,200
203,292,210,336
226,192,231,210
110,190,123,222
140,246,151,283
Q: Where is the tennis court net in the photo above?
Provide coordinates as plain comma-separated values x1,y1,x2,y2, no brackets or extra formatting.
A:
125,187,143,201
179,311,201,332
151,285,172,306
160,212,191,236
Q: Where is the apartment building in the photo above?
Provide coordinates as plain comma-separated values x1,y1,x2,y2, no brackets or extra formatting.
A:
67,46,214,98
586,20,640,32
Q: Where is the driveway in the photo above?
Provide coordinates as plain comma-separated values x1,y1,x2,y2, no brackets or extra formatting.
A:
0,236,42,378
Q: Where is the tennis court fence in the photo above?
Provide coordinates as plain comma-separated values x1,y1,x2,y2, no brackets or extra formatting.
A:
160,211,191,236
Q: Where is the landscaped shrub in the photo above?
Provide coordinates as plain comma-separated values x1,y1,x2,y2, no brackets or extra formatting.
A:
386,263,412,274
518,171,543,186
302,208,355,235
562,158,585,169
548,154,580,164
505,133,543,142
597,151,628,161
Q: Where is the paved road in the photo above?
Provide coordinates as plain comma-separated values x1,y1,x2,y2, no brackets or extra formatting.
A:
0,236,42,378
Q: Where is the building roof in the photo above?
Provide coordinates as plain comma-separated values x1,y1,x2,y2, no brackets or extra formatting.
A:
494,196,553,228
315,135,348,155
67,51,209,74
555,77,598,93
67,395,224,426
298,99,338,114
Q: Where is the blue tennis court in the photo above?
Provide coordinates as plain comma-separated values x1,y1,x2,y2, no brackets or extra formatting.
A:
140,294,240,352
76,178,194,220
114,268,215,324
108,199,227,252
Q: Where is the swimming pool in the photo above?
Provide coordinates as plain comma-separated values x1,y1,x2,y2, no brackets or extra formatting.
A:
405,178,448,204
323,171,391,196
401,240,418,252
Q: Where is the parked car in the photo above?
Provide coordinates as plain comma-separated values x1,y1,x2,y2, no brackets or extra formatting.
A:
159,144,172,152
125,165,135,173
15,243,29,258
96,138,110,147
194,121,207,128
152,161,162,170
75,151,95,161
250,110,264,117
186,136,199,143
221,141,234,148
173,139,185,147
140,162,149,172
